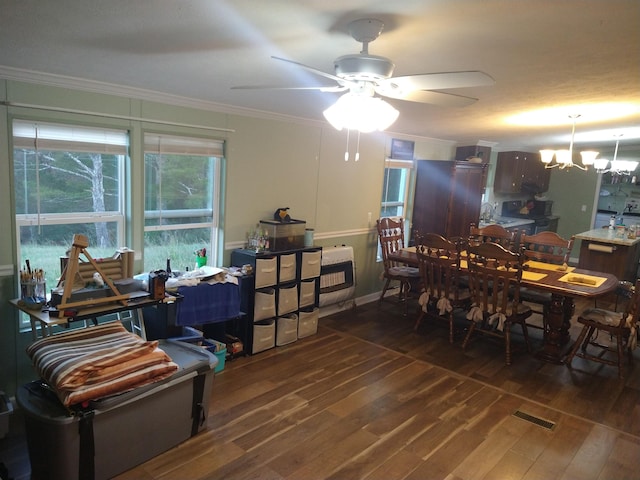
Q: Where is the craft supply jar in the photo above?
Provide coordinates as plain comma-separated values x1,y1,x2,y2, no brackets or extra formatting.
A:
21,280,46,301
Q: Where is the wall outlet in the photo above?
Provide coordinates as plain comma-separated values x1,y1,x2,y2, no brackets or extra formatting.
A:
581,205,586,212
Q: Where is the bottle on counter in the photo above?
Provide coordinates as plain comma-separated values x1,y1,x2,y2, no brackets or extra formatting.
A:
609,215,615,230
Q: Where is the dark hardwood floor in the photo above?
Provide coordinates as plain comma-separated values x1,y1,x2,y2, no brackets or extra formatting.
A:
2,293,639,479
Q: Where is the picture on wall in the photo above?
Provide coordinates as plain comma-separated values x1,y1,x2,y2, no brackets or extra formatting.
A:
390,138,415,160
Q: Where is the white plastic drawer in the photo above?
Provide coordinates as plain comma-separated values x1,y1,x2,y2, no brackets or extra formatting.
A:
279,253,297,283
253,320,275,353
277,283,298,316
300,250,321,280
298,307,319,338
276,314,298,346
299,279,316,308
255,257,277,288
254,288,276,321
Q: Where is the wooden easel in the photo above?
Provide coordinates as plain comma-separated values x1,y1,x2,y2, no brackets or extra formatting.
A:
55,234,130,316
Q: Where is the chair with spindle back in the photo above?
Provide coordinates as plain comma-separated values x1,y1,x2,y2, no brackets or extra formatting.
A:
469,223,518,251
462,241,533,365
377,217,421,315
518,231,575,330
414,232,470,343
566,279,639,378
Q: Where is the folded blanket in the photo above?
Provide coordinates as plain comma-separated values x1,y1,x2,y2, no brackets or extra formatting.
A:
26,322,178,407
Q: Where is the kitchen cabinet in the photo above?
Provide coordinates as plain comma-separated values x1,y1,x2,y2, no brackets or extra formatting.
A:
412,160,488,240
494,151,550,194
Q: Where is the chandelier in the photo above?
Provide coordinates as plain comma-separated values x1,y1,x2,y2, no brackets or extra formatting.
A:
539,114,599,170
592,135,639,175
323,88,399,133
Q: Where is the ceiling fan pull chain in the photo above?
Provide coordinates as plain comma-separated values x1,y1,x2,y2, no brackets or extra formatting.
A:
344,129,351,161
355,130,361,161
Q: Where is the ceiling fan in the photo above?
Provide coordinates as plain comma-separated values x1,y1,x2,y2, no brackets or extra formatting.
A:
232,18,495,108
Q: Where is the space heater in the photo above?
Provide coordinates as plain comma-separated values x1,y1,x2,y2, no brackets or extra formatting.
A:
319,245,355,307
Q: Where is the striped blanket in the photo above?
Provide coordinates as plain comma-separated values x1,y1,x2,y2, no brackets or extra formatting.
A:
26,322,178,407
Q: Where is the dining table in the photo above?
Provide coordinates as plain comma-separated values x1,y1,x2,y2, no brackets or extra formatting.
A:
389,246,620,364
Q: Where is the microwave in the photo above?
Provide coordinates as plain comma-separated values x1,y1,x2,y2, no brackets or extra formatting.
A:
531,200,553,216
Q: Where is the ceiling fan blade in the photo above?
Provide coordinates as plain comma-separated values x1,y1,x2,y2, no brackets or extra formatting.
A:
380,71,495,92
231,85,348,93
271,56,350,85
381,88,479,107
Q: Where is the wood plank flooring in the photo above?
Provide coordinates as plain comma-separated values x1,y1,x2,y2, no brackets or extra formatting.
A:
2,294,639,479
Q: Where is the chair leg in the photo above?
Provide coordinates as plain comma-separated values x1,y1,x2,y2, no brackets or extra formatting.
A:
505,325,512,366
378,278,392,305
520,320,532,353
462,322,477,350
448,313,454,344
616,331,625,379
565,324,590,368
414,310,425,332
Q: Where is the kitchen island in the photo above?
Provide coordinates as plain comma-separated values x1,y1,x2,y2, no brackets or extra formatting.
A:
574,228,640,281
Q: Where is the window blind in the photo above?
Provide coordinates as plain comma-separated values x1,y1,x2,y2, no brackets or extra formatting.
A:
144,133,224,157
13,120,129,154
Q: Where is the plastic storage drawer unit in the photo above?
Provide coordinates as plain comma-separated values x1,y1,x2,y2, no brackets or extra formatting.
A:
17,340,217,480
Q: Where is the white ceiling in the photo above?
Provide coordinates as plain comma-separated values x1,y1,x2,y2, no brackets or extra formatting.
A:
1,0,639,157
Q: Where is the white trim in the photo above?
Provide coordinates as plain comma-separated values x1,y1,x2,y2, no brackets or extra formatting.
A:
0,264,14,277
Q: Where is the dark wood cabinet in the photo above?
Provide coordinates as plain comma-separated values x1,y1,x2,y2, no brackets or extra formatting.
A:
412,160,487,240
494,151,550,194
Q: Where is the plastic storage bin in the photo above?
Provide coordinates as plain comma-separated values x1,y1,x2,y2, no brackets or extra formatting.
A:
259,219,306,251
169,325,204,345
17,340,217,480
202,339,227,373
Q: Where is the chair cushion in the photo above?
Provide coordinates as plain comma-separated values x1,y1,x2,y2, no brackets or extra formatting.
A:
518,286,552,304
579,308,623,327
388,266,420,277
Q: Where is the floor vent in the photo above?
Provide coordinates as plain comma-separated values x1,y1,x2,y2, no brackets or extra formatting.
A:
512,410,556,430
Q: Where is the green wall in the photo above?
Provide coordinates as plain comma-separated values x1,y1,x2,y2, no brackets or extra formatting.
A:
0,78,456,396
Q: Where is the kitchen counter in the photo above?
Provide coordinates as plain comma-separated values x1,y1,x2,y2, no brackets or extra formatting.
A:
574,228,640,281
478,216,535,229
574,228,640,246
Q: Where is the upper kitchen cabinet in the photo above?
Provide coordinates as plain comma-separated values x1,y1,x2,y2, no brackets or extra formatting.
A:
494,151,550,194
412,160,488,240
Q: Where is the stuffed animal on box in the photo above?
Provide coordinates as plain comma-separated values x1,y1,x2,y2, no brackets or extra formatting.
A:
273,207,291,222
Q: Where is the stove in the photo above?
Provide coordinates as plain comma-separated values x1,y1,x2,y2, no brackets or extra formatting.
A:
501,201,557,232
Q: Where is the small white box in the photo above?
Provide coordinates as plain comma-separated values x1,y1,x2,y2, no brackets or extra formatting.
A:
301,250,321,280
254,288,276,321
277,283,298,316
299,279,316,308
253,320,276,353
276,314,298,346
255,256,277,288
298,307,319,338
278,253,297,283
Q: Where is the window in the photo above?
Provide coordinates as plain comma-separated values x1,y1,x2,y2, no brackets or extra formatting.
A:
13,120,128,328
143,133,223,273
380,159,413,218
378,158,414,260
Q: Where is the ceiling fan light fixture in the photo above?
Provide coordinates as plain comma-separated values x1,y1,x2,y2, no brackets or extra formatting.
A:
323,93,399,132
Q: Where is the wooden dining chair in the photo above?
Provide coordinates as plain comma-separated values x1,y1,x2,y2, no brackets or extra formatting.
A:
565,279,639,378
377,217,421,314
462,241,533,365
518,231,575,324
414,233,471,343
469,223,518,251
